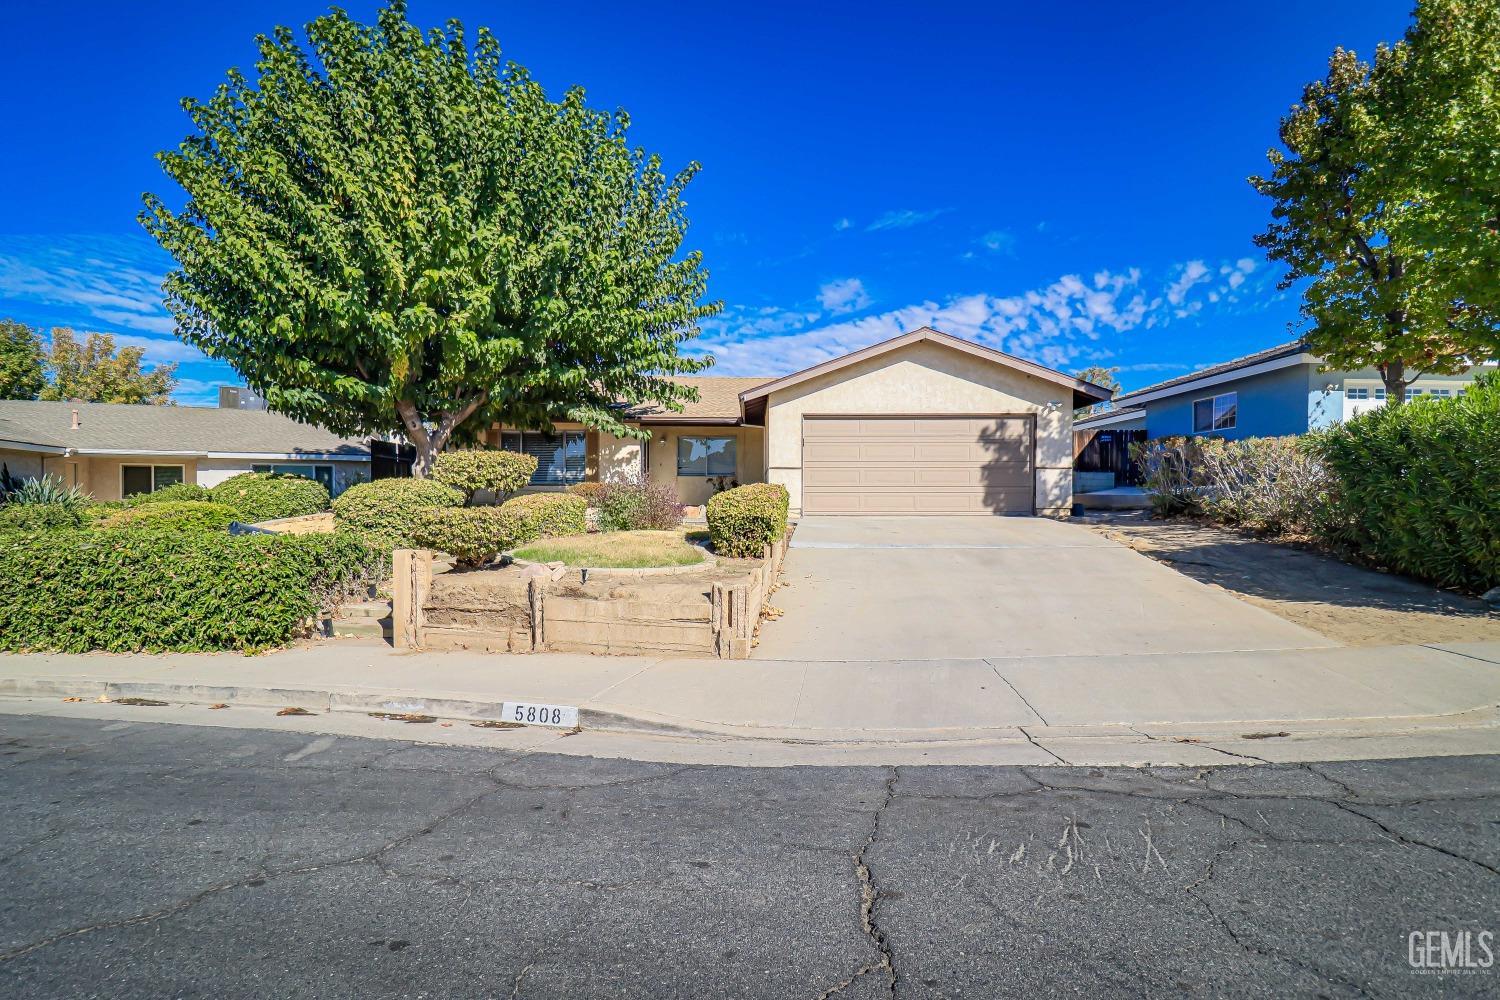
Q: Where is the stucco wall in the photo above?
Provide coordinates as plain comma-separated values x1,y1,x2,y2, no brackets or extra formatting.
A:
643,425,766,507
0,448,47,483
762,340,1074,515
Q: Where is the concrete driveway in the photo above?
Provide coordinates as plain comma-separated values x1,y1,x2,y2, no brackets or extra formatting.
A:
752,516,1334,661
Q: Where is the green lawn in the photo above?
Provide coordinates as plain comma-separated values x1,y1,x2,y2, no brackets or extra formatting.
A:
512,530,707,569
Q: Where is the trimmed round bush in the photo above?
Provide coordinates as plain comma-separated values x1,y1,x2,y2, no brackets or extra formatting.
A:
502,493,587,539
596,479,684,532
332,477,465,550
0,502,84,534
97,501,240,533
706,483,790,558
567,482,606,507
210,472,330,521
410,506,531,567
128,482,214,506
431,450,537,500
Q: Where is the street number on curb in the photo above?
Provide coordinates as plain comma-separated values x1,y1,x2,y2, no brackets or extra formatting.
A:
501,702,579,728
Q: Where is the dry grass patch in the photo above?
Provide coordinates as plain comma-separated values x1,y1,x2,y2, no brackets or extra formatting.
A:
512,530,707,569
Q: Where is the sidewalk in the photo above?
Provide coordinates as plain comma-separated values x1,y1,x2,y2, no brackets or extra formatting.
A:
2,641,1497,740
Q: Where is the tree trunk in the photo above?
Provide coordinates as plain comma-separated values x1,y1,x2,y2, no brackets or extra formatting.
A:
394,395,488,478
1380,359,1407,408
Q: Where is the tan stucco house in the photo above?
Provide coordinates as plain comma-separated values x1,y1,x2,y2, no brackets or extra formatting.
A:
491,327,1112,517
0,400,370,500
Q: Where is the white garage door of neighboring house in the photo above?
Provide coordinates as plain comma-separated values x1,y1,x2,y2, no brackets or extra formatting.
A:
801,416,1034,515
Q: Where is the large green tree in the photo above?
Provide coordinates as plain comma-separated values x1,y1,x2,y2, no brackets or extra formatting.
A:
142,1,717,475
1250,0,1500,404
39,329,178,404
0,320,45,400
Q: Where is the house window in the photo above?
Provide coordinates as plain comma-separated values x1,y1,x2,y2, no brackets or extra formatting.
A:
121,464,185,498
1346,387,1369,400
1191,392,1237,433
252,463,335,493
499,431,586,486
1428,388,1451,398
1374,388,1387,401
676,436,737,477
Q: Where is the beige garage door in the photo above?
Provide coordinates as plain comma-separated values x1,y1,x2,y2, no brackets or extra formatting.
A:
802,416,1034,515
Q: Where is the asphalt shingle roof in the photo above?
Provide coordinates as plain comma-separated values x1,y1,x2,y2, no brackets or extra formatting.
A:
0,400,369,457
1115,339,1309,402
624,377,776,421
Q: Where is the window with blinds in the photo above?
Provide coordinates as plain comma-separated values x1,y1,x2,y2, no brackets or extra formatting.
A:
500,431,586,486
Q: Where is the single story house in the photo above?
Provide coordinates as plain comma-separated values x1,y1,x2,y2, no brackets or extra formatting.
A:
0,399,371,499
490,327,1112,517
1075,339,1490,440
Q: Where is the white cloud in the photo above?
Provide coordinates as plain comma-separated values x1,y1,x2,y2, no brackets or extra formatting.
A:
817,277,872,315
979,230,1017,256
865,209,948,232
833,218,852,232
1165,260,1210,307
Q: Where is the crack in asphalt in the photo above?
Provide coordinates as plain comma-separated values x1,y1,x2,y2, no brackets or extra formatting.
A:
818,766,901,999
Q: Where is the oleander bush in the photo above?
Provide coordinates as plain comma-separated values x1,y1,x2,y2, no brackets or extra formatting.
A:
0,528,380,652
431,449,537,501
706,483,789,558
567,482,606,507
410,506,532,566
595,478,683,532
95,501,241,533
1312,373,1500,593
210,471,330,521
502,493,587,539
127,482,214,506
332,477,465,550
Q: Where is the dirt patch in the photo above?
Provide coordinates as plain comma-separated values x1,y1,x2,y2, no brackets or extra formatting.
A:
1086,516,1500,646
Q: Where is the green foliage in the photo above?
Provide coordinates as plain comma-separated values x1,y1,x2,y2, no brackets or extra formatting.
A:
431,450,537,500
0,503,84,535
96,501,240,533
596,478,684,532
502,493,587,540
127,482,215,505
0,529,380,653
2,476,90,510
331,477,465,550
141,1,719,475
1312,373,1500,592
410,506,531,567
209,472,330,522
706,483,789,559
1072,365,1121,418
567,482,606,507
1250,0,1500,398
1132,437,1333,533
37,328,177,404
0,319,44,400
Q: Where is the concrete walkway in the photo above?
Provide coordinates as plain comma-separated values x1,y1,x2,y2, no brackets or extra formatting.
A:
754,516,1332,660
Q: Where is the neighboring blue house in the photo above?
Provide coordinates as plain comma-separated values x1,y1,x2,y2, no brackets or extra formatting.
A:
1076,339,1490,440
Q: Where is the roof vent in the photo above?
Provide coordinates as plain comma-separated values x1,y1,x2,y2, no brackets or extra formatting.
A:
70,408,80,430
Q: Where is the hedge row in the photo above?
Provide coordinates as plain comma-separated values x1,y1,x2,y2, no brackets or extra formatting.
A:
0,528,380,653
96,501,241,533
410,494,586,566
332,478,465,549
210,472,331,522
707,483,789,559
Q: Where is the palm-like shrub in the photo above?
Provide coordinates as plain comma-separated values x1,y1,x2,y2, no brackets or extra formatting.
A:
3,476,90,511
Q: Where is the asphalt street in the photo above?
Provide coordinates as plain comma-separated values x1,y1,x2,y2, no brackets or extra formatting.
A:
0,715,1496,998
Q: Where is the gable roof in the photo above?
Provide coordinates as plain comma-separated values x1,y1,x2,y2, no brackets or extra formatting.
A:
738,327,1114,422
0,400,369,459
624,376,777,423
1073,405,1145,430
1114,339,1314,405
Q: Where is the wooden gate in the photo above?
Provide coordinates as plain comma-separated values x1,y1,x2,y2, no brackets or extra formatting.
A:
1073,429,1147,486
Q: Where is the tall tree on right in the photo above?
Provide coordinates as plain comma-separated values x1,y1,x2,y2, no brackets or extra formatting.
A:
1250,0,1500,405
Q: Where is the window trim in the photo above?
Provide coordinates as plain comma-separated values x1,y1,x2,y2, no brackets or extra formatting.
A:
120,463,186,498
675,435,738,478
1191,392,1237,434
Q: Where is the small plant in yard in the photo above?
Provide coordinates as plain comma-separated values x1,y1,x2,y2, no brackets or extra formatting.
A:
595,477,683,531
409,506,532,567
127,482,214,506
706,483,789,558
1,475,90,511
567,482,606,507
501,493,587,539
210,471,329,521
332,477,465,550
431,450,537,503
0,502,84,534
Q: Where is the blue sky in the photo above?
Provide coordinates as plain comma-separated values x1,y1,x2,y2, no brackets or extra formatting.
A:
0,1,1414,404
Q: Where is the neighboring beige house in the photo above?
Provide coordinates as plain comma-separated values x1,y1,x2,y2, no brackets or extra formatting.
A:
0,400,370,500
491,327,1111,517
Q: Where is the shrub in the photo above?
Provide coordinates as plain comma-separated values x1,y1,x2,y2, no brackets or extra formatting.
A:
707,483,789,558
431,449,537,501
1313,375,1500,593
1131,438,1199,516
0,502,84,534
210,472,330,521
128,482,214,506
503,493,587,539
96,501,240,533
567,482,606,507
0,528,380,652
596,478,684,532
410,506,532,566
2,476,90,511
332,477,465,550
